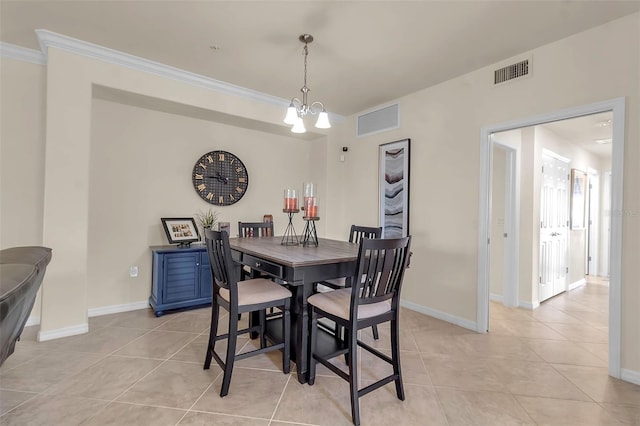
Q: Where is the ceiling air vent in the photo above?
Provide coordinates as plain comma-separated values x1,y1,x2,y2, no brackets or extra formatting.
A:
357,104,399,137
494,59,529,84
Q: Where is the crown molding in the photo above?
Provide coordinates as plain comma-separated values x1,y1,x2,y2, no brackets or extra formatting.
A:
0,42,46,64
35,29,344,122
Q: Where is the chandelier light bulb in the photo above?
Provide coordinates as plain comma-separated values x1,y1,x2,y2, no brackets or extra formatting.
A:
284,104,298,125
291,117,306,133
315,111,331,129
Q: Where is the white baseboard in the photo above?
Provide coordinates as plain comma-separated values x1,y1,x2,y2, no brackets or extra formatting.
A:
621,368,640,385
490,293,504,302
519,300,540,310
37,323,88,342
25,316,40,327
569,278,586,291
400,299,477,332
87,300,149,317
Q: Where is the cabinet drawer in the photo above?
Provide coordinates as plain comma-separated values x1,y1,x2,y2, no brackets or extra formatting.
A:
243,255,282,279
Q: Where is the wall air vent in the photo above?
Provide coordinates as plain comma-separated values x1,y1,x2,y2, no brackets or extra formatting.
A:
357,103,399,137
494,59,529,84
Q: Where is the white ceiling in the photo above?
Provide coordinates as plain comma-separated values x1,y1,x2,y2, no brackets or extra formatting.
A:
541,112,613,161
2,1,639,116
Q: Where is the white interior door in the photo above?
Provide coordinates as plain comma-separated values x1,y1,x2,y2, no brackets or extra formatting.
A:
587,169,600,276
539,152,570,302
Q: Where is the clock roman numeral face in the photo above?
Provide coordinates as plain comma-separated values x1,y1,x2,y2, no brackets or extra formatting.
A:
191,150,249,206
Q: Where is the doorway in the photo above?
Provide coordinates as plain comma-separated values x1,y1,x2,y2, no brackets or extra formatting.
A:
477,97,625,379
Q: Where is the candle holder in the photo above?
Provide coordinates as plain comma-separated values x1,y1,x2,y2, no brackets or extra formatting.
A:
282,189,300,245
282,208,300,246
301,217,319,247
302,195,319,246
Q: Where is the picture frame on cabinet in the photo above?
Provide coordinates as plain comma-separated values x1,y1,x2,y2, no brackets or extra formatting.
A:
161,217,200,245
378,138,411,238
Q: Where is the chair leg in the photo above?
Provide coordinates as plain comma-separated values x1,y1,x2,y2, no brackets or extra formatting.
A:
308,308,318,385
204,296,220,370
372,324,380,340
390,317,405,401
220,309,238,397
282,301,291,374
348,326,360,426
259,309,267,349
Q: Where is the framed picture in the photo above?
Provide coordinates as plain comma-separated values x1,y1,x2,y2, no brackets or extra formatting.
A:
161,217,200,245
570,169,587,230
379,138,410,238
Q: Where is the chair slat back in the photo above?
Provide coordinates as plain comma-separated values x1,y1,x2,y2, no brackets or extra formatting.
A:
205,228,237,293
353,236,411,309
238,221,274,238
349,225,382,244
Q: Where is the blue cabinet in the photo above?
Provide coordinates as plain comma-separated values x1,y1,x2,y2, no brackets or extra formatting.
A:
149,245,212,316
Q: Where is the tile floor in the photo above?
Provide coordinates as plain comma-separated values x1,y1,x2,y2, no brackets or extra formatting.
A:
1,277,638,425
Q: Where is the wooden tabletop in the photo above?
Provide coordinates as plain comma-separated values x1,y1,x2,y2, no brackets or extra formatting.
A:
228,236,359,268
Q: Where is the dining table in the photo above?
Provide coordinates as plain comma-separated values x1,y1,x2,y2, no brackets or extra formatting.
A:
228,236,359,384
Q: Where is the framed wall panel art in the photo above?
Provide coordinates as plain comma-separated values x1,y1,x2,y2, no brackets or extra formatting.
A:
379,138,410,238
570,168,587,230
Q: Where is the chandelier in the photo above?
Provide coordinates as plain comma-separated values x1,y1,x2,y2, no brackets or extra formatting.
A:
283,34,331,133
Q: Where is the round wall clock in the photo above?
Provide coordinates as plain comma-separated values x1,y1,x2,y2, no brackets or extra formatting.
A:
191,150,249,206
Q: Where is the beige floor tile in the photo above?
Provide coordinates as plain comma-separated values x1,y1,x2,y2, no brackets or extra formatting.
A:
170,334,210,363
359,324,418,352
435,387,534,425
575,341,609,362
273,375,353,426
359,383,448,426
157,312,211,333
42,326,150,354
47,355,161,400
412,328,473,356
114,330,199,359
178,411,270,425
457,333,545,362
422,354,508,392
234,339,293,372
84,402,186,425
564,309,609,328
523,339,607,367
0,394,109,426
490,302,535,321
516,395,625,425
491,359,591,401
552,364,640,406
490,319,568,340
0,350,104,392
0,343,47,371
360,349,431,386
528,305,581,324
544,322,609,344
88,309,171,330
600,403,640,425
117,360,220,408
192,368,289,418
0,389,36,415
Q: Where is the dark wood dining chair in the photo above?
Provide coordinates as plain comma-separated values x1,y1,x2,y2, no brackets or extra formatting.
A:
203,229,291,397
316,225,382,339
308,235,411,426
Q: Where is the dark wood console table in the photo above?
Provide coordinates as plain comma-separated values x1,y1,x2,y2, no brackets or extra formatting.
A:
229,236,359,384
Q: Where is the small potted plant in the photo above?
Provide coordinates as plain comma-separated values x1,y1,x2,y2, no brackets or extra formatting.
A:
196,208,219,240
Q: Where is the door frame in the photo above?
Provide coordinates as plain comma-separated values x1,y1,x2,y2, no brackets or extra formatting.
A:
490,140,520,308
477,97,625,379
587,167,600,276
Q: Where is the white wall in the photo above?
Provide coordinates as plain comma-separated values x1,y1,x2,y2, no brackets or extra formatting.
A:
324,13,639,372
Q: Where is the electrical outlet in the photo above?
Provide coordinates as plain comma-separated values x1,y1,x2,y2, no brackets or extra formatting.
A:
129,266,139,278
